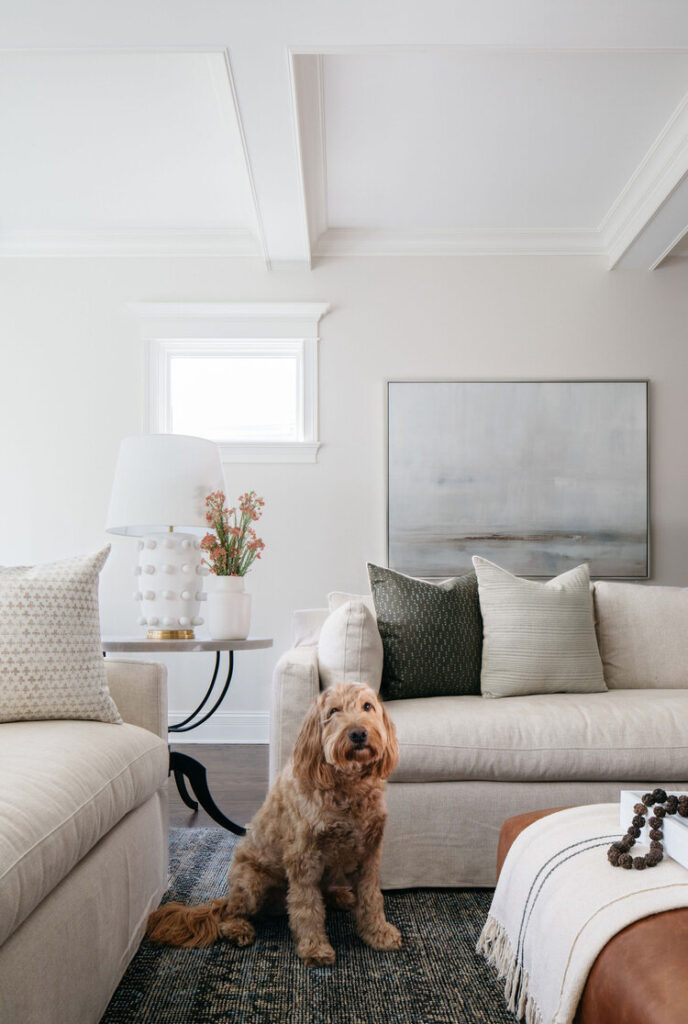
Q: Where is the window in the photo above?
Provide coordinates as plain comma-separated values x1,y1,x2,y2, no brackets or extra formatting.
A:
134,303,329,462
167,342,301,442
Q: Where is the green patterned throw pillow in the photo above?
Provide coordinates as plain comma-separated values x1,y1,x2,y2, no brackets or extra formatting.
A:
367,563,483,700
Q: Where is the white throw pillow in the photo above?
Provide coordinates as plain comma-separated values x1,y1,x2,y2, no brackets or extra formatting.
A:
328,591,376,615
473,555,606,699
0,547,121,724
318,600,383,692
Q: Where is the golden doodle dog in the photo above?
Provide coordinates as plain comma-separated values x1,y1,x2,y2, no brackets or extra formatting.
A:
146,681,401,966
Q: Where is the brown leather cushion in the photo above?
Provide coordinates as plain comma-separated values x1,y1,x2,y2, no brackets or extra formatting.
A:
498,808,688,1024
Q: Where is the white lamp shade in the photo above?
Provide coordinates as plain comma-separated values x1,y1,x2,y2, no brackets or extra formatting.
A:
106,434,225,536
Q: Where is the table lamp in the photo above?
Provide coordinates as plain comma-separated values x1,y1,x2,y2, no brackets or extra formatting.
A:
106,434,225,639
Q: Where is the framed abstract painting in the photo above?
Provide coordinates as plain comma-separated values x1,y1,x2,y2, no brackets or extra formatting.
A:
386,379,649,578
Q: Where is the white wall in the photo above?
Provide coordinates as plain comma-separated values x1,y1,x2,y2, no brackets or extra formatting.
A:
1,254,688,738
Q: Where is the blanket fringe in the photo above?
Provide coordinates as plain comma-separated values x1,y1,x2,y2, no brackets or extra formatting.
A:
477,915,544,1024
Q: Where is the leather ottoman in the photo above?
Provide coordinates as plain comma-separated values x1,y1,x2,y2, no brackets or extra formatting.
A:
497,809,688,1024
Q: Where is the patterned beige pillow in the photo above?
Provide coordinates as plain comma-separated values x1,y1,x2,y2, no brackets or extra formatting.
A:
0,547,121,724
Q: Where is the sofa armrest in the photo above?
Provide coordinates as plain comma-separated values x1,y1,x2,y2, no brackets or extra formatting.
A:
269,646,320,786
105,659,168,739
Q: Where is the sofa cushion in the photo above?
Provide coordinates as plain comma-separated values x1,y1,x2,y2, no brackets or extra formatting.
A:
0,719,168,946
368,563,483,700
473,556,606,698
386,689,688,783
594,581,688,689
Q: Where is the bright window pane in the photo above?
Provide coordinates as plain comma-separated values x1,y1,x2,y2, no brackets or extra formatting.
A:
169,355,299,441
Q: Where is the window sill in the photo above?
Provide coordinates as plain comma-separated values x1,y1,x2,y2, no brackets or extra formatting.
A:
219,441,321,464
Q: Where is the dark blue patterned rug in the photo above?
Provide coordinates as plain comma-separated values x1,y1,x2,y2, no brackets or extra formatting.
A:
101,828,511,1024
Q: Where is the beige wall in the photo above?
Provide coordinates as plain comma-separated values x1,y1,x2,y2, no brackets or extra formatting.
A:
1,254,687,735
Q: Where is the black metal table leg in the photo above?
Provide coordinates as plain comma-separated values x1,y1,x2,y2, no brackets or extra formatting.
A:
167,650,246,834
169,652,233,733
173,768,199,812
169,751,246,835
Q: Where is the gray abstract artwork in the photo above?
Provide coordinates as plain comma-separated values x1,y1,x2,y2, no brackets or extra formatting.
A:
387,380,648,578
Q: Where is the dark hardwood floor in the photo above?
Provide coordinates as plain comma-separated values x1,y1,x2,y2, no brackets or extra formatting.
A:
168,743,269,829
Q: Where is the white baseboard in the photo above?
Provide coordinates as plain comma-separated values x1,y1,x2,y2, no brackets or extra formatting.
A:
168,710,269,743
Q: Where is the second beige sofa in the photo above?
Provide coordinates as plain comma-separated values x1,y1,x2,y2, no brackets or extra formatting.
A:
270,581,688,888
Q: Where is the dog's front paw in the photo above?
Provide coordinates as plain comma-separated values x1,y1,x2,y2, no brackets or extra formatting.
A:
297,940,336,967
361,921,402,951
218,917,256,947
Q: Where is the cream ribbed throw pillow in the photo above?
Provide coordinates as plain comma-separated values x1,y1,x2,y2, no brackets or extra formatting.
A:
472,556,606,699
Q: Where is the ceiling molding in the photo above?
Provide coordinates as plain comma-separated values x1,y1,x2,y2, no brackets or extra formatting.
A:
217,49,272,270
289,45,688,57
315,227,604,257
4,44,688,269
600,90,688,268
0,228,259,258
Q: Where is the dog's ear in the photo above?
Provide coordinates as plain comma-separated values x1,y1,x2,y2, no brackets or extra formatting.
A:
292,694,332,790
376,700,399,780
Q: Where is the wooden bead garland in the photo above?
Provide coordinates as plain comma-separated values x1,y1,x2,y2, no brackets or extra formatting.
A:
608,790,688,870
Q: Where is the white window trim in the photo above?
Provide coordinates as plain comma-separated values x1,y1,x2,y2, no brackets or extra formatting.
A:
130,302,330,463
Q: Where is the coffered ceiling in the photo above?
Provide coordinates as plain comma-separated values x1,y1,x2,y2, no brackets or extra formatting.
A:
0,52,259,255
3,0,688,269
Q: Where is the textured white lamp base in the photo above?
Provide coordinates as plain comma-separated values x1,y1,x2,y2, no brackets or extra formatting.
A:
132,531,208,638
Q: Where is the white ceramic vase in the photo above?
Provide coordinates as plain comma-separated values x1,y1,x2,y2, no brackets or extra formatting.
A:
206,575,252,640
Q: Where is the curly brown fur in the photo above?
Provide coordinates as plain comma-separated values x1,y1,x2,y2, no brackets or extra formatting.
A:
146,682,400,966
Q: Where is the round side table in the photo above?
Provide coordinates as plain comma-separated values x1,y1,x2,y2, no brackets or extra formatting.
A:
102,636,273,835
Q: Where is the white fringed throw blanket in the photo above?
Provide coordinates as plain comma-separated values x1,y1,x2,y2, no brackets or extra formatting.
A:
477,804,688,1024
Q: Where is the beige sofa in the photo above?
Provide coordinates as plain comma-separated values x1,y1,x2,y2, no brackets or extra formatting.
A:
270,581,688,889
0,660,169,1024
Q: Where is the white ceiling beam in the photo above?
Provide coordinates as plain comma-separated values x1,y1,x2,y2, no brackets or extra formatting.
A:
616,173,688,269
289,53,327,265
225,44,312,268
600,91,688,269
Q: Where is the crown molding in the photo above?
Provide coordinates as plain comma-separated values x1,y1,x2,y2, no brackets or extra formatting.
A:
314,227,604,257
218,48,272,270
0,228,259,258
600,90,688,268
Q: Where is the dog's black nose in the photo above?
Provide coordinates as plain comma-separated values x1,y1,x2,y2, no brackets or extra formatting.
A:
348,727,367,746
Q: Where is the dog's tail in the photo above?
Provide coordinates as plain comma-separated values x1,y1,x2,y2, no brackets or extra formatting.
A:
146,898,228,948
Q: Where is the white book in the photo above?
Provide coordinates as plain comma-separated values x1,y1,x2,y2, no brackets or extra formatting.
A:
620,790,688,870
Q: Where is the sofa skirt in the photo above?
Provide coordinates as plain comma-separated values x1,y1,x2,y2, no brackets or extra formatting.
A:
381,779,688,889
0,787,168,1024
